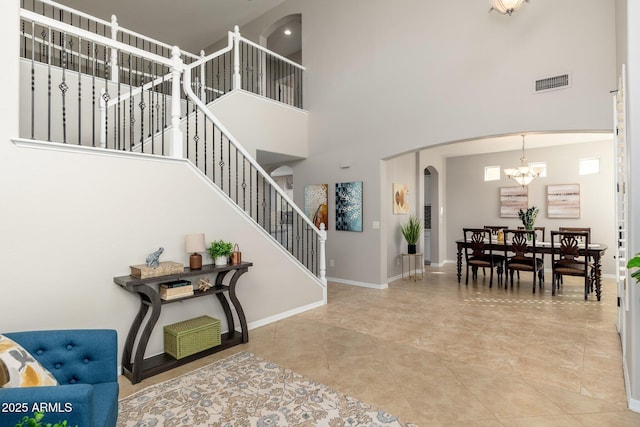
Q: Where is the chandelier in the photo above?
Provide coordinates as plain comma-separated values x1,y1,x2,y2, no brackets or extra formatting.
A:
503,135,539,186
489,0,529,16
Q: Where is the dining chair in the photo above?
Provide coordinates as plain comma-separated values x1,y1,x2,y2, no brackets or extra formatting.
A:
503,229,544,293
550,230,591,299
517,226,546,242
463,228,504,287
558,227,593,291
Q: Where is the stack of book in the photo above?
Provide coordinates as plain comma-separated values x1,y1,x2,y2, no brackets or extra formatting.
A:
159,280,193,300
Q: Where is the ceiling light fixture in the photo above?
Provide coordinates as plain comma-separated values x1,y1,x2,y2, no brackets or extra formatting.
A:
503,135,539,186
284,29,292,35
489,0,529,16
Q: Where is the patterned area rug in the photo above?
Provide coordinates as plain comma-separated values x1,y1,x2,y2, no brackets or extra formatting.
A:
118,352,414,426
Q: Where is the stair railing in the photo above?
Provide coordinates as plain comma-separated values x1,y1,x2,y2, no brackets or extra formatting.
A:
183,59,325,284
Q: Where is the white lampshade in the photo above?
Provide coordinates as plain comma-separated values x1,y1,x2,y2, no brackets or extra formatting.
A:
185,233,206,253
490,0,529,15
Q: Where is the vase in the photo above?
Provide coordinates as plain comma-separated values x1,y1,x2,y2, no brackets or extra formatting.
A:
214,256,228,266
407,244,417,254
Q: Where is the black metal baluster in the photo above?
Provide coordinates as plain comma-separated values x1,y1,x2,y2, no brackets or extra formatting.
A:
161,73,165,155
60,32,68,143
227,136,231,197
30,21,35,139
139,57,145,151
235,147,238,204
242,158,246,211
128,54,133,150
102,45,110,149
77,36,82,145
47,28,52,141
91,41,96,146
147,62,152,138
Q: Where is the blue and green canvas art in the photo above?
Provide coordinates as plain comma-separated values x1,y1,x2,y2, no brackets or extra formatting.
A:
335,181,363,232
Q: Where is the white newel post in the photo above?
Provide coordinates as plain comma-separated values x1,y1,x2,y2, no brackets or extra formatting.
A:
319,223,327,285
109,15,119,82
170,46,184,158
99,88,106,148
200,50,206,101
233,26,241,90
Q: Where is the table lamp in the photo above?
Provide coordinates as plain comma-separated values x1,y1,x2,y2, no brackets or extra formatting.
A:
185,233,206,270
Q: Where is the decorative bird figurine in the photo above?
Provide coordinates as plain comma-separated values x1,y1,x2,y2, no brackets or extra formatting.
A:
146,247,164,268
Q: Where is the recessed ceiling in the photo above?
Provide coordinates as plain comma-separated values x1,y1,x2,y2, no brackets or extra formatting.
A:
55,0,287,53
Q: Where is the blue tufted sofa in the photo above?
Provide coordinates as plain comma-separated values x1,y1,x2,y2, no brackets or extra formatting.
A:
0,329,118,427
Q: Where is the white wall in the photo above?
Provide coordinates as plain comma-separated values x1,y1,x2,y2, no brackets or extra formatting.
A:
209,90,308,159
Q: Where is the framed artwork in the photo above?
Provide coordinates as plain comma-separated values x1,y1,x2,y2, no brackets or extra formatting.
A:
500,186,528,218
393,183,409,214
303,184,328,229
547,184,580,218
335,181,363,232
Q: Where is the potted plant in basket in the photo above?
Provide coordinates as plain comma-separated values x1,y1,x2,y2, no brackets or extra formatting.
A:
208,240,233,266
400,214,423,254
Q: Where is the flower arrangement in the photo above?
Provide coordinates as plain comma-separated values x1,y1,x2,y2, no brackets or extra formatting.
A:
518,206,539,230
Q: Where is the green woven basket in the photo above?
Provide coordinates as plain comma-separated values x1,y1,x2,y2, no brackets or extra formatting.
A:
163,315,221,359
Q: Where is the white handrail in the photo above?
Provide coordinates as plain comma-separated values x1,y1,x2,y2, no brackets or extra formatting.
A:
183,65,325,283
27,1,199,60
20,9,174,68
36,0,111,27
190,26,305,71
106,72,172,109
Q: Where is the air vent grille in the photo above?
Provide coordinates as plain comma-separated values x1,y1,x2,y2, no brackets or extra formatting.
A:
534,73,570,93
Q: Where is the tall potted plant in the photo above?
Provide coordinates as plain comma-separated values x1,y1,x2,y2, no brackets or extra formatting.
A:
400,215,423,254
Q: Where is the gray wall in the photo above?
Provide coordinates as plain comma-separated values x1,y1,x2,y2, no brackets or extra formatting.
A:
236,0,616,287
445,139,616,275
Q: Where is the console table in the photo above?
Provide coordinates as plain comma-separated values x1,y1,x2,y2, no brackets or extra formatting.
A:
114,261,252,384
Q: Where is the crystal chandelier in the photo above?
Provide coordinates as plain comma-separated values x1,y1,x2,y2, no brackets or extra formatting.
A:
503,135,539,186
489,0,529,16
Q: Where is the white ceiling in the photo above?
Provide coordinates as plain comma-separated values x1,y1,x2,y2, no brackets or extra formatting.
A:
56,0,287,53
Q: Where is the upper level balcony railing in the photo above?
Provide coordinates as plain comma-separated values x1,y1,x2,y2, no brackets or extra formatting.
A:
17,0,323,285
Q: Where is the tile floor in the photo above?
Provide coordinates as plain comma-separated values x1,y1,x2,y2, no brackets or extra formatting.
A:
119,264,640,426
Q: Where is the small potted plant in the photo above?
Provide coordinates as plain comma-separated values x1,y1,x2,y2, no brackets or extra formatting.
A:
400,214,423,254
208,240,233,266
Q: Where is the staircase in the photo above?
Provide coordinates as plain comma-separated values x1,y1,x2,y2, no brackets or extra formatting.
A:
18,0,326,285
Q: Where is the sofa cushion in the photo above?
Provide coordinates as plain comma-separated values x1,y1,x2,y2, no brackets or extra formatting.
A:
0,334,57,388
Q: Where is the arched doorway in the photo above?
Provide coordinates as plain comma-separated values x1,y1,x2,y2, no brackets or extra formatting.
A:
424,166,439,265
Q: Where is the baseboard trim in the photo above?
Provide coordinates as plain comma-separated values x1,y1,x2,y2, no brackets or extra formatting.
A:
247,300,326,330
326,277,388,290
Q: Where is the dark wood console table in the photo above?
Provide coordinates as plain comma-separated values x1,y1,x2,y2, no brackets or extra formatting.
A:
114,261,252,384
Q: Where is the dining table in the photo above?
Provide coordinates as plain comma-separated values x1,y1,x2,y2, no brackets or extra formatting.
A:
455,239,608,301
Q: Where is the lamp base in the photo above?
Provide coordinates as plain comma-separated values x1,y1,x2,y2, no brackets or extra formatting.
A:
189,253,202,270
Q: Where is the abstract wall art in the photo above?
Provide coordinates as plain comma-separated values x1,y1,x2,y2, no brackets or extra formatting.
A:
335,181,363,232
303,184,329,229
547,184,580,218
393,183,409,214
499,186,528,218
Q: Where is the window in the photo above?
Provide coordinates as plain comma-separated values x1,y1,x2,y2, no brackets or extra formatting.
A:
529,162,547,177
484,166,501,181
579,158,600,175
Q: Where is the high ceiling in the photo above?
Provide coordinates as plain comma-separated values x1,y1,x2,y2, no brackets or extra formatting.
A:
56,0,287,53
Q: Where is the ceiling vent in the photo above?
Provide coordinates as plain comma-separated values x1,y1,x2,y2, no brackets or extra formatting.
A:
534,73,571,93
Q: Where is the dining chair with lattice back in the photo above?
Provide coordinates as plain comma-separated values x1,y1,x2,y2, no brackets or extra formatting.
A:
558,227,593,291
551,230,592,299
503,229,544,293
463,228,504,287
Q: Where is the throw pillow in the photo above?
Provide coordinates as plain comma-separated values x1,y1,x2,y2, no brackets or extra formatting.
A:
0,334,58,388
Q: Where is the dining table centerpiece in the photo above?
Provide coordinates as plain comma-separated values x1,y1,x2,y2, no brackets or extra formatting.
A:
518,206,539,231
